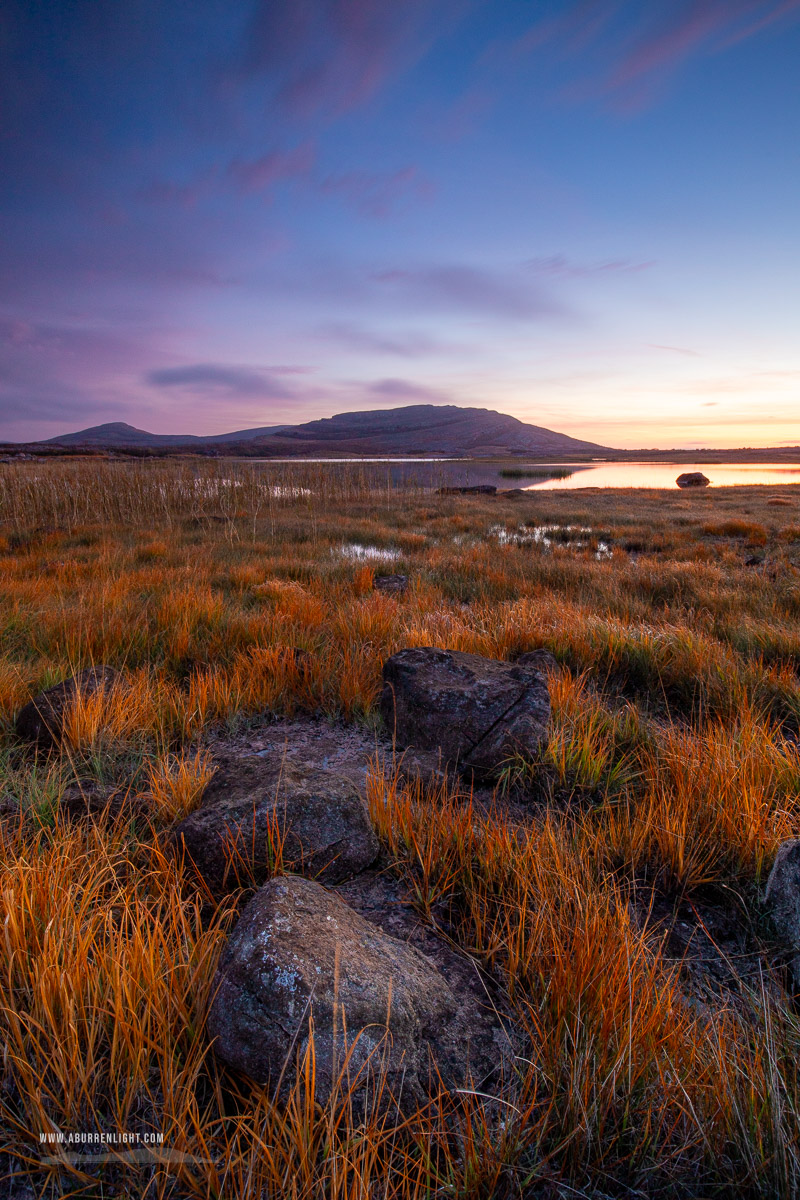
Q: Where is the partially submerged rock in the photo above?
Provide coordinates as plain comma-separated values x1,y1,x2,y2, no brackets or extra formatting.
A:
765,840,800,988
380,647,550,779
172,758,379,892
676,472,710,489
15,666,123,748
207,875,481,1105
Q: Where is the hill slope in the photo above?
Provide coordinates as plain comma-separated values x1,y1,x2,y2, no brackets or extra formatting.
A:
45,421,288,447
40,406,608,457
260,405,606,456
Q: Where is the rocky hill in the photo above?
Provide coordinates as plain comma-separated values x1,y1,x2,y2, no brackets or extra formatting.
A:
39,405,608,458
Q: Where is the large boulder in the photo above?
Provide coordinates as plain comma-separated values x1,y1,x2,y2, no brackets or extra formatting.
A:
207,875,478,1105
765,840,800,988
676,472,710,489
380,647,550,779
15,666,123,748
172,759,379,892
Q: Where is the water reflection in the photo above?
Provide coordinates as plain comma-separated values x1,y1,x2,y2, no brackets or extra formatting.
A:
523,463,800,490
249,458,800,490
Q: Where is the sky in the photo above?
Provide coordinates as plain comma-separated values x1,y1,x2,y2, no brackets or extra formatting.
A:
1,0,799,449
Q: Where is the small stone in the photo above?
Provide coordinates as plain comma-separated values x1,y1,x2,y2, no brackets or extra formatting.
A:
373,574,408,596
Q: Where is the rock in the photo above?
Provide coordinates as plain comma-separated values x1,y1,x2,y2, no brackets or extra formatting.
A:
207,875,481,1105
373,574,408,596
172,759,379,892
515,648,559,674
765,840,800,988
15,666,123,748
380,647,550,779
0,794,17,818
676,472,710,489
395,747,449,792
58,781,150,822
437,484,496,496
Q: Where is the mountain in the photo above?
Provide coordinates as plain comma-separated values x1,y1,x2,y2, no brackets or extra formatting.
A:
37,406,609,457
44,421,288,447
257,405,606,457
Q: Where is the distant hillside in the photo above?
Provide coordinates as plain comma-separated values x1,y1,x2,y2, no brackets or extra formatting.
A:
38,406,609,458
259,405,606,456
45,421,288,448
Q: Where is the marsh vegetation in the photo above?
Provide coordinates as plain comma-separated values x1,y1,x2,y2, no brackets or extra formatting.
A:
3,460,800,1197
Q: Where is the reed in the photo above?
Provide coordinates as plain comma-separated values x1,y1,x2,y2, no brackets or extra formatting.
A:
2,463,800,1195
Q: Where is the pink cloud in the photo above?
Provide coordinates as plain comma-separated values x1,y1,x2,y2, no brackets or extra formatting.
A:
320,164,434,218
370,262,564,319
238,0,462,117
227,141,315,194
493,1,800,109
606,3,729,92
526,254,654,277
720,0,800,44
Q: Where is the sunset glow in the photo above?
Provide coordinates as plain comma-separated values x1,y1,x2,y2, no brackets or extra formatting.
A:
2,0,799,447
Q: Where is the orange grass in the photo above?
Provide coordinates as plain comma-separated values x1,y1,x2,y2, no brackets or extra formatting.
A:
3,468,800,1194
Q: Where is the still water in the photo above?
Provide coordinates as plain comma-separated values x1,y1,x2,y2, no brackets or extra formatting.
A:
253,458,800,490
522,462,800,490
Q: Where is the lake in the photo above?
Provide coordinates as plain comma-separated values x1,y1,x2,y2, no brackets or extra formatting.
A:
252,459,800,490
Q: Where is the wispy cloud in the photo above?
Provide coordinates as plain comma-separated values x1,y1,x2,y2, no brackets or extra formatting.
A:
491,0,800,109
234,0,457,117
526,254,654,277
610,0,800,93
370,263,565,319
320,165,434,218
650,343,701,357
318,321,467,358
227,142,316,194
365,377,450,403
146,363,304,399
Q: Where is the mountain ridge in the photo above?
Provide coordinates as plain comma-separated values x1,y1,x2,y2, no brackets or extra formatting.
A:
43,421,289,448
34,405,609,458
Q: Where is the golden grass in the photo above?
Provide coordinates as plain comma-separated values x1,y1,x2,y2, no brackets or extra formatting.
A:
2,462,800,1194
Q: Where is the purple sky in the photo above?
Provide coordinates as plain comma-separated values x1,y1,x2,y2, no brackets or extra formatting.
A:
2,0,799,448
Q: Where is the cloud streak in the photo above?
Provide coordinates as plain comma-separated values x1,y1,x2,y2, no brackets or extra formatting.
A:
495,0,800,108
146,364,303,399
236,0,459,117
320,165,434,218
318,322,467,358
371,263,565,319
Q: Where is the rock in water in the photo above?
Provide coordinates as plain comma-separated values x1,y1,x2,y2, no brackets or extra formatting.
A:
172,759,379,892
15,666,122,747
676,472,710,488
207,875,470,1105
380,647,550,779
765,840,800,988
